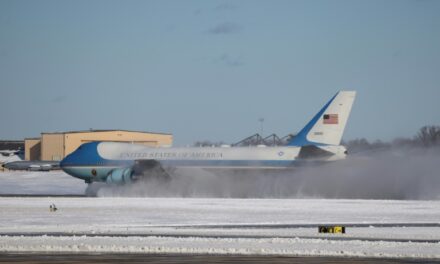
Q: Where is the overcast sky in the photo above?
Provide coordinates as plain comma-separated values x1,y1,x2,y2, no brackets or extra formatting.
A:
1,0,439,145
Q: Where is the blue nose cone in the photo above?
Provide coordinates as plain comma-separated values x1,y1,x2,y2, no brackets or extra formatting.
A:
60,153,79,178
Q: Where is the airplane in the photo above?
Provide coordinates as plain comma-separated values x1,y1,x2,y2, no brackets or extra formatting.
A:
0,150,23,157
60,91,356,188
2,160,60,171
0,149,24,166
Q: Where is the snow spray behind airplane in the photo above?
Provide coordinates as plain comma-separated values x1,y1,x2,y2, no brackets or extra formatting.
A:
96,146,440,200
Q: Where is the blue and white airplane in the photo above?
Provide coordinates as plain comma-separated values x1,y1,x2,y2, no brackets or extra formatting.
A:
60,91,356,186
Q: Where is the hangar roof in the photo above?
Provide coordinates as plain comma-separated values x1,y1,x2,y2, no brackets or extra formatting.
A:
24,138,41,140
41,129,172,135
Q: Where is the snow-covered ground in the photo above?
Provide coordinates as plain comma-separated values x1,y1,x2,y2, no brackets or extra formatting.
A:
0,171,86,195
0,197,439,258
0,171,439,258
1,234,439,258
0,153,23,164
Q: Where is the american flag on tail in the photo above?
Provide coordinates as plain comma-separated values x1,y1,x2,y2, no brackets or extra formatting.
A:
323,114,338,124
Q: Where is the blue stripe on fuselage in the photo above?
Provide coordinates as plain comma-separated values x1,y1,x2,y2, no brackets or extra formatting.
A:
157,159,294,167
65,159,294,168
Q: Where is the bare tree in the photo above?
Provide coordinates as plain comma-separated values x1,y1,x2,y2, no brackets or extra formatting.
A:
416,126,440,147
193,140,225,147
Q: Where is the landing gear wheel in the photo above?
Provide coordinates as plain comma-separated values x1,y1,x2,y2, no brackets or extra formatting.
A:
85,183,103,197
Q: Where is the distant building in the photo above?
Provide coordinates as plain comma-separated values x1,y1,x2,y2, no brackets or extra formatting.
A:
24,138,41,161
24,130,173,161
0,140,24,151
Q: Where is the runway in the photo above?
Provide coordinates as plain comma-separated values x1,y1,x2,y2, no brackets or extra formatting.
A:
0,194,85,198
0,253,438,264
1,230,439,244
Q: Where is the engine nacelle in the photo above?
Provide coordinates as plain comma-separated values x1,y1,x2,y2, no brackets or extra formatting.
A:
106,167,135,184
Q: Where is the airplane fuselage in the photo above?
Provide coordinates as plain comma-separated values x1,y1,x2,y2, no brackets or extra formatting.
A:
60,141,306,182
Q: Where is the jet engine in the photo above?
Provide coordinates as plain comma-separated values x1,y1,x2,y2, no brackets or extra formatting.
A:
106,167,135,184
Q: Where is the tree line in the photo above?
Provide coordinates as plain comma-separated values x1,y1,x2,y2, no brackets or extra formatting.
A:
193,125,440,151
344,125,440,153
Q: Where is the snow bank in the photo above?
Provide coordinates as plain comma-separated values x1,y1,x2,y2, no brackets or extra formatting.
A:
0,235,439,259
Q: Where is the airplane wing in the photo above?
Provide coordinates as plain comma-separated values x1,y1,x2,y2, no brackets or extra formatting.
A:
132,159,171,181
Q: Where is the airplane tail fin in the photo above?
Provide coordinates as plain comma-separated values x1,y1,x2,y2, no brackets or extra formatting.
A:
288,91,356,146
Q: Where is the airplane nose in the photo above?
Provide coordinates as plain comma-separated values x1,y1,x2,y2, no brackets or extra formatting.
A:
60,155,75,176
60,152,80,174
60,154,72,170
60,157,67,169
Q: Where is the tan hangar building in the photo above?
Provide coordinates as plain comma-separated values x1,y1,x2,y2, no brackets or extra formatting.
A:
25,130,173,161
